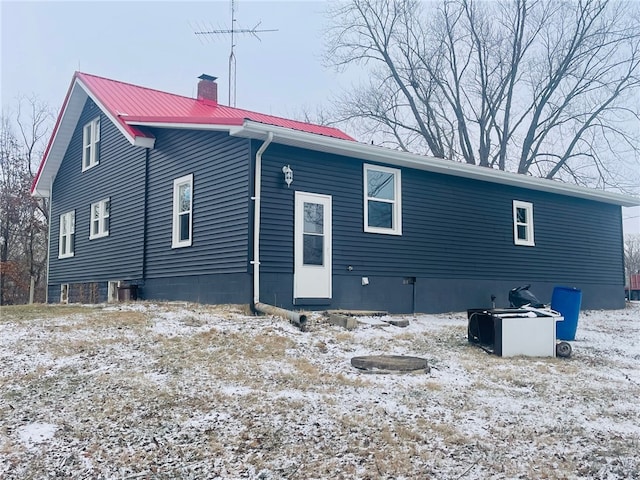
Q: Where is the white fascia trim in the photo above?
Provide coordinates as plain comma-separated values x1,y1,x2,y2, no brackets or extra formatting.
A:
33,80,156,198
77,80,136,145
32,83,88,198
77,79,155,149
232,121,640,208
126,121,241,133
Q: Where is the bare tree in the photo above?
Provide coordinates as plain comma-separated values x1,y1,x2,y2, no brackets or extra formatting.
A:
325,0,640,191
0,96,52,304
625,234,640,275
624,233,640,299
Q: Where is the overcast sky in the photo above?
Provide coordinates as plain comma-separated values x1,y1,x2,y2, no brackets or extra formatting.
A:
1,0,638,234
1,1,343,117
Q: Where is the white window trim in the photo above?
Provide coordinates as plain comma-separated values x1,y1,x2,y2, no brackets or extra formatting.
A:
172,174,194,248
513,200,535,246
58,210,75,258
89,198,110,240
82,117,100,171
363,164,402,235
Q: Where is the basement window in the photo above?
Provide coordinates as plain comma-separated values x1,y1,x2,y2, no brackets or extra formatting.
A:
60,284,69,304
82,117,100,171
108,281,120,302
513,200,535,246
364,164,402,235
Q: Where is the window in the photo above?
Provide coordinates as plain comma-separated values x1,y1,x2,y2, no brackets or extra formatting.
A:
364,164,402,235
513,200,534,246
172,174,193,248
303,202,324,266
60,284,69,304
108,281,120,302
58,211,75,258
82,117,100,171
90,198,110,239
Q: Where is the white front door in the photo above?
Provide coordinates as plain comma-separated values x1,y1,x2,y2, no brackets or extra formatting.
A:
294,192,332,299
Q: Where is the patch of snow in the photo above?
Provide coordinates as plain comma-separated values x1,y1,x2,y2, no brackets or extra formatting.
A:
17,423,57,450
356,316,390,326
2,301,639,479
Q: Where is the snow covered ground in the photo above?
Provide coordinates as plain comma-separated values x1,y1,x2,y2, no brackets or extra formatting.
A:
1,302,638,479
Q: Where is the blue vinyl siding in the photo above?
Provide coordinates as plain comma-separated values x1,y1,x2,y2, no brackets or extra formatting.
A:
144,129,251,279
258,142,624,311
47,110,624,312
48,99,146,284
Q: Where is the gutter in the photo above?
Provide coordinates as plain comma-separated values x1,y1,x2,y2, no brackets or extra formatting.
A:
232,121,640,208
250,132,307,331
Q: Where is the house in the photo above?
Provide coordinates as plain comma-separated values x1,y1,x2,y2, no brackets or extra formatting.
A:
32,72,639,313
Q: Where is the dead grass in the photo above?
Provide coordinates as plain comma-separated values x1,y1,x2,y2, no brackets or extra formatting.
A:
1,303,639,479
0,303,97,322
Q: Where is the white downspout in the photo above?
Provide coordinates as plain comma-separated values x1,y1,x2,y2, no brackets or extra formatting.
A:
249,131,308,331
252,132,273,305
45,177,53,303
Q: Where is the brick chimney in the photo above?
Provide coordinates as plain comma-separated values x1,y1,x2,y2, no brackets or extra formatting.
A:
197,74,218,105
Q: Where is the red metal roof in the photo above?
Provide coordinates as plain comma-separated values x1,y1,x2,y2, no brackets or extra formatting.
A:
76,72,354,140
31,72,354,195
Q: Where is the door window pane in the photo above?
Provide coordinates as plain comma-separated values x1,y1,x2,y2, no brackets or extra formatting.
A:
304,203,323,234
303,235,323,265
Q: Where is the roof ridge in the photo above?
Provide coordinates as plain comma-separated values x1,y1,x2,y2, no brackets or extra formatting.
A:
75,71,346,134
229,104,344,132
76,71,197,102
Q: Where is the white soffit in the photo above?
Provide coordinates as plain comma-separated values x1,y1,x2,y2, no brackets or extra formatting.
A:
32,83,88,197
33,79,156,197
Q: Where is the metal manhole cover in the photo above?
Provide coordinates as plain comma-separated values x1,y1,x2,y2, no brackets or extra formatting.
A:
351,355,429,373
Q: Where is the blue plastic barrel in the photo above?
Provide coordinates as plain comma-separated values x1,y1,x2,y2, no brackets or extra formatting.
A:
552,286,582,341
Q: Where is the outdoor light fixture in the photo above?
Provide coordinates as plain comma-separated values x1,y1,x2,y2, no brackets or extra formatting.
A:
282,165,293,187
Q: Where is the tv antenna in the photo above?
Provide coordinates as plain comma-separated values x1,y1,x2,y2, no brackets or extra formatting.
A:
193,0,277,107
